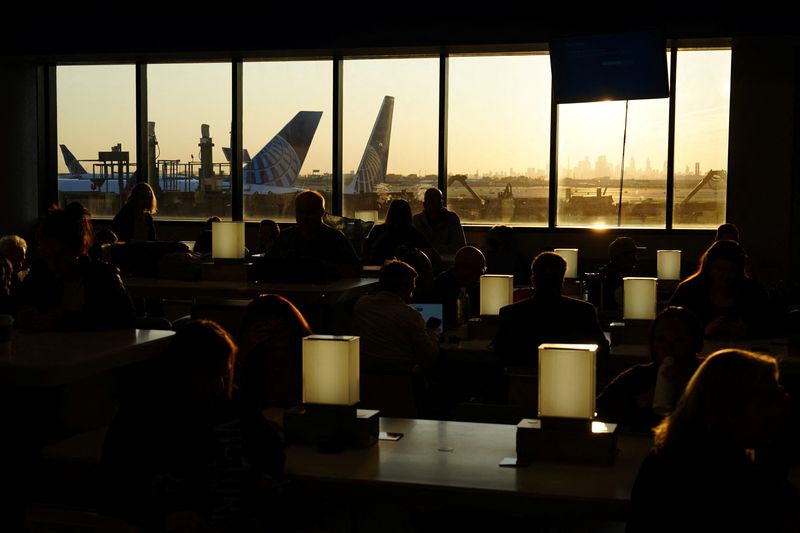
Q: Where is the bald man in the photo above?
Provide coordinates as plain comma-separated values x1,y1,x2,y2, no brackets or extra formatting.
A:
412,188,466,255
268,190,361,281
433,245,486,326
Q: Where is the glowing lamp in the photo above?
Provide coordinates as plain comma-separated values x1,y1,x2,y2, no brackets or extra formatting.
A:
657,250,682,280
623,277,657,320
211,221,245,260
538,343,598,419
480,275,514,316
554,248,578,279
355,210,379,224
302,335,360,406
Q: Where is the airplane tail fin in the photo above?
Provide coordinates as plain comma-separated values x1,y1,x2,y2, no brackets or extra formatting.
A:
344,95,394,195
243,111,322,186
222,148,252,164
60,145,89,176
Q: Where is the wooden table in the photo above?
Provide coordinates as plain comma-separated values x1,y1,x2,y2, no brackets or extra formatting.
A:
286,417,652,520
124,276,378,305
0,329,174,387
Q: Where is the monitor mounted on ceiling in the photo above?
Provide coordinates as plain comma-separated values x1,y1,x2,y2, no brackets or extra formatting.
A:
549,31,669,105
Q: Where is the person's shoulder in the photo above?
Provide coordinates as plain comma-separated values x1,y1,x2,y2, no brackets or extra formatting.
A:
560,294,596,310
444,209,462,223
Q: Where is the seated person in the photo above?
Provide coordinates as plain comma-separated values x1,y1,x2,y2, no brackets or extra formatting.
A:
254,219,280,255
494,251,609,367
587,236,645,313
412,188,466,256
0,234,27,279
352,260,439,373
715,221,740,242
596,307,704,432
669,239,772,338
237,294,312,409
102,320,285,532
193,216,220,254
89,228,118,263
628,349,795,532
15,202,135,330
483,225,531,286
263,190,361,282
363,198,441,271
112,182,157,242
434,245,486,327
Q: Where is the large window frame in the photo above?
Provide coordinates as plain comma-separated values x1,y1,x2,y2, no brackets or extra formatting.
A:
46,43,731,231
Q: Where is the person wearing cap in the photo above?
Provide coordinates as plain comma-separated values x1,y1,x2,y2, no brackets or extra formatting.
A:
590,236,646,313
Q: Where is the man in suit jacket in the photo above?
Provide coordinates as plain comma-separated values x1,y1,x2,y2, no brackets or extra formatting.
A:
493,251,609,367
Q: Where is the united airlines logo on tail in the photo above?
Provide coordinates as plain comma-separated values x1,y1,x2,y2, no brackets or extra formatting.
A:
346,95,394,194
245,135,302,187
241,111,322,188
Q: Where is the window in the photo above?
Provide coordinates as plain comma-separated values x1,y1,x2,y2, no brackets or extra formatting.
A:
342,57,439,221
243,60,332,222
57,65,135,218
448,54,551,226
556,54,671,228
147,62,232,220
51,47,731,230
673,49,731,228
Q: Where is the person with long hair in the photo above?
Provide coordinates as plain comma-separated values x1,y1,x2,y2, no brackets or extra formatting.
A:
103,320,285,531
363,198,441,270
628,349,796,532
596,307,704,432
15,202,135,330
237,294,313,408
112,182,157,242
669,239,772,338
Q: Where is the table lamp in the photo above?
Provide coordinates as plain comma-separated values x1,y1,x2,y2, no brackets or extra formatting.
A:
623,277,657,320
516,343,617,464
285,335,378,449
479,275,514,316
554,248,578,279
657,250,681,280
211,221,245,261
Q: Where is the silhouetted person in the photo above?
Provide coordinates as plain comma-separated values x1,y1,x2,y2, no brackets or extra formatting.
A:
588,236,645,312
90,228,118,262
669,239,772,338
16,202,135,330
237,294,312,409
255,219,280,255
412,188,466,255
363,198,441,270
112,182,157,242
628,349,796,532
715,222,740,242
353,260,439,373
483,225,530,286
0,234,27,277
596,307,704,432
493,251,609,366
103,320,285,532
193,216,220,254
268,190,361,281
434,245,486,327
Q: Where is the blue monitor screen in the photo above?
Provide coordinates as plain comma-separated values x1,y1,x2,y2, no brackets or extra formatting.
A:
549,31,669,104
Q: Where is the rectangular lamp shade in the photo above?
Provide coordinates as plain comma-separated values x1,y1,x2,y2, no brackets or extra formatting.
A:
623,277,657,320
480,275,514,315
211,221,245,260
554,248,578,279
303,335,360,406
538,343,598,419
355,210,379,224
657,250,682,280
